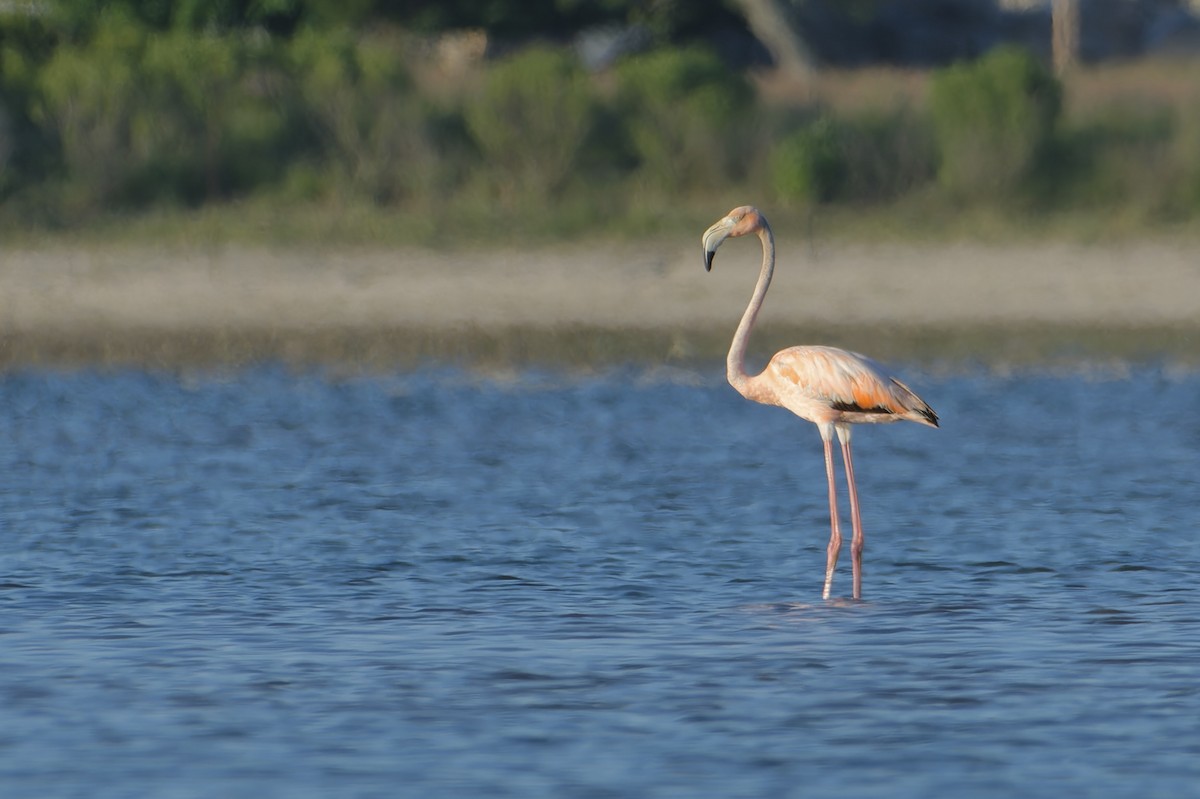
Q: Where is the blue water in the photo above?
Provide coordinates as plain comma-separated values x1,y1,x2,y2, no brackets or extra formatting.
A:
2,365,1199,799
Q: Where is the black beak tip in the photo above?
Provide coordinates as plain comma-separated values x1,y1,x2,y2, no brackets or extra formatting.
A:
704,251,714,272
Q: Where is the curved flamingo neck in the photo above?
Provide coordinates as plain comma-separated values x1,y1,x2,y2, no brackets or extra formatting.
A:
727,222,775,395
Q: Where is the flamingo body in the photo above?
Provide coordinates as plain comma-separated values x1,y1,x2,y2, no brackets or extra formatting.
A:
748,345,938,429
702,206,937,600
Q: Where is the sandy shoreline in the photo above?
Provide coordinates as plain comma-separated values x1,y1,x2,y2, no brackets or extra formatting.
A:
2,239,1197,367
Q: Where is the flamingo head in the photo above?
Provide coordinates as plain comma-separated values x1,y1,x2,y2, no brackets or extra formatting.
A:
702,206,766,271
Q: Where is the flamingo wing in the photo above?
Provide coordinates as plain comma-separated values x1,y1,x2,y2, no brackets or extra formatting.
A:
765,346,939,427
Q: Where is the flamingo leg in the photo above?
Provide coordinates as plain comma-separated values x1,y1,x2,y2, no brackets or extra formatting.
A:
821,431,842,600
839,433,865,600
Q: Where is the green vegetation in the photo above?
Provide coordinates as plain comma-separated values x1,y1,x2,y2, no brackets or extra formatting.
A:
614,47,751,192
3,6,1200,244
7,321,1196,373
771,117,847,204
930,46,1061,199
465,47,598,203
287,28,435,205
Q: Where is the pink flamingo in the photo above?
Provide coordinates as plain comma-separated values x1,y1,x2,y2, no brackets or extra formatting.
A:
703,206,938,600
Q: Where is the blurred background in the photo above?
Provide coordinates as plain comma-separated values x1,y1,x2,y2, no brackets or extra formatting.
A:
2,0,1199,244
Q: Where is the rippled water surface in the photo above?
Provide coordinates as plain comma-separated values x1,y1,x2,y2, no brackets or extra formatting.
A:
3,365,1199,798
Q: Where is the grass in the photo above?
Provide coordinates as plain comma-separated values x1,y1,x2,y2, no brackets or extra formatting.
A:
5,184,1198,255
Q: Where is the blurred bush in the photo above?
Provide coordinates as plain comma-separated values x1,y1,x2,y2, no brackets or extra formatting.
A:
1176,104,1200,213
0,12,55,200
3,9,1199,238
771,109,935,205
614,47,752,192
33,18,294,212
289,29,441,205
771,117,845,204
137,30,287,204
464,47,599,202
34,16,148,211
929,46,1061,199
839,108,937,202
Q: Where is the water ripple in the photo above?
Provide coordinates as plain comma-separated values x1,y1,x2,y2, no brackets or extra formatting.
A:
1,367,1199,798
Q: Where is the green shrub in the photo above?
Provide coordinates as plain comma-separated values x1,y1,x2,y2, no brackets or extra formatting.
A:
0,13,58,196
35,21,290,209
464,46,598,202
770,109,935,206
34,16,148,209
289,29,436,205
839,108,937,202
137,30,270,203
1044,106,1172,210
929,46,1061,199
771,117,845,204
1169,103,1200,215
615,46,752,191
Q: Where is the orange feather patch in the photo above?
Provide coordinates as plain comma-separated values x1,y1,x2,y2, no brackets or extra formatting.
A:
850,379,895,413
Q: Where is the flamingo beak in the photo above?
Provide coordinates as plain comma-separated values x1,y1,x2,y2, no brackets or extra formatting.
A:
702,219,732,272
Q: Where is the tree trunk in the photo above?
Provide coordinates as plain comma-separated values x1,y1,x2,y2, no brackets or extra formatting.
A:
1052,0,1080,74
729,0,816,79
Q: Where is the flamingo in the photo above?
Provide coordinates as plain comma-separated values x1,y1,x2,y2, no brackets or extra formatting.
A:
702,206,938,600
